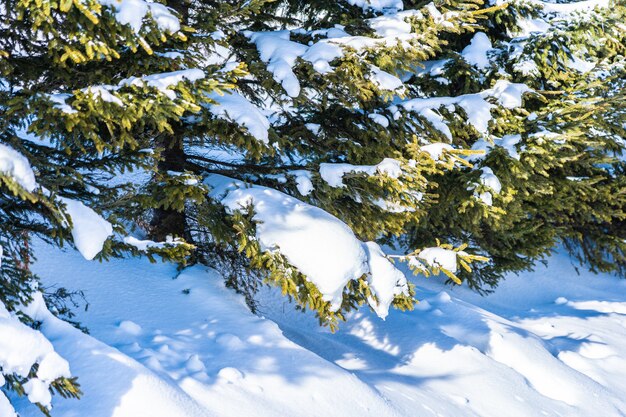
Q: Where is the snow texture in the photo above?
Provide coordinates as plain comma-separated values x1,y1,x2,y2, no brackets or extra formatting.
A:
98,0,180,34
344,0,403,12
1,294,71,411
461,32,493,69
121,69,205,100
208,92,270,144
244,31,308,98
20,242,626,417
0,143,38,192
59,197,113,261
400,80,531,137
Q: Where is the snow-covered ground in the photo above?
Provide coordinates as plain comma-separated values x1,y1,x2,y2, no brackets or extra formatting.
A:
13,242,626,417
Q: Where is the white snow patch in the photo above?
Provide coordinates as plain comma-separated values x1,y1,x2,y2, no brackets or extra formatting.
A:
206,175,369,311
461,32,493,69
208,91,270,144
319,158,402,188
0,144,38,192
59,198,113,261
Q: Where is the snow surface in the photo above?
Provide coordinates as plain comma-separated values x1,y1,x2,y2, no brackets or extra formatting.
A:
59,197,113,261
14,242,626,417
207,91,270,144
98,0,180,34
461,32,493,70
244,31,308,98
0,143,38,192
0,295,71,412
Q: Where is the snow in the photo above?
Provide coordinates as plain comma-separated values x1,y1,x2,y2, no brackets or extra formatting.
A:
205,175,408,314
301,42,343,74
121,69,205,100
417,247,461,272
363,242,409,319
124,236,183,251
289,170,314,196
98,0,180,34
206,175,370,311
0,294,71,412
85,86,124,106
14,241,626,417
368,113,389,127
420,142,453,160
461,32,493,69
400,80,531,136
344,0,403,12
244,31,308,98
207,91,270,144
49,94,77,114
0,143,38,192
59,197,113,261
537,0,610,14
470,134,523,160
319,158,402,188
476,167,502,206
369,66,403,91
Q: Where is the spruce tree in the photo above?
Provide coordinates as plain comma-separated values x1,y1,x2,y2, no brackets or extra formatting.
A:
141,0,625,329
0,0,217,413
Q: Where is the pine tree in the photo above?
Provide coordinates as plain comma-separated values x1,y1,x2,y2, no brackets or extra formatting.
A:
139,0,625,329
0,0,218,413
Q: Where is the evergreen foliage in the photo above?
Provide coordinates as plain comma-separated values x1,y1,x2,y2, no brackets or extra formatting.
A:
1,0,625,411
137,0,626,327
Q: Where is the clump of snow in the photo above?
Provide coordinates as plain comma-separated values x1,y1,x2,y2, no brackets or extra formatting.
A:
567,55,595,73
207,174,369,310
0,143,38,192
208,91,270,144
289,170,314,196
470,134,523,160
461,32,493,69
489,79,532,109
49,94,77,114
98,0,180,34
418,247,461,272
124,236,183,251
420,143,453,160
368,113,389,127
363,242,409,319
369,66,403,91
476,167,502,206
368,10,420,37
120,69,205,100
344,0,403,12
59,197,113,261
85,86,124,106
301,42,343,74
319,158,402,188
537,0,609,14
206,175,407,315
245,31,307,98
400,80,531,136
0,294,71,410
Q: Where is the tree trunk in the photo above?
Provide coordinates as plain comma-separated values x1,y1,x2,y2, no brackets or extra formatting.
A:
149,0,192,243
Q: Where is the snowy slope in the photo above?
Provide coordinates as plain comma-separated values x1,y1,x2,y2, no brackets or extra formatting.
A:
13,243,626,417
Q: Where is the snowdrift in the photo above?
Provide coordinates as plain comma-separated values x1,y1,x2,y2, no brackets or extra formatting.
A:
12,243,626,417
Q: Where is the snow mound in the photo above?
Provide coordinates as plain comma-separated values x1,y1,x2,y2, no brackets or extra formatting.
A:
19,244,626,417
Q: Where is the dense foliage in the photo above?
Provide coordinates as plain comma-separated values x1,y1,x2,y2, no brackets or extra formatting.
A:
0,0,624,413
